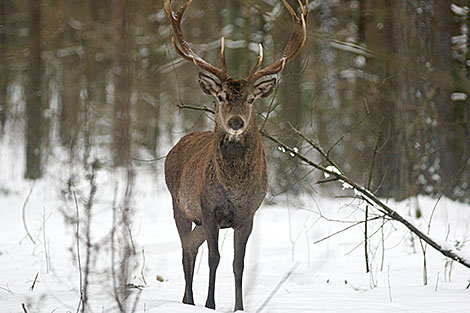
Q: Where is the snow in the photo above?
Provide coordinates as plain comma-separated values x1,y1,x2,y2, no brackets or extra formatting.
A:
1,137,470,313
323,166,341,178
451,92,468,101
450,4,469,17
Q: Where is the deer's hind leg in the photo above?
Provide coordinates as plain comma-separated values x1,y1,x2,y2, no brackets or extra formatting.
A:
173,201,205,305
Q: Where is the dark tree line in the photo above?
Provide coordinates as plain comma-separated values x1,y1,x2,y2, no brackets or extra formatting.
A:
0,0,469,202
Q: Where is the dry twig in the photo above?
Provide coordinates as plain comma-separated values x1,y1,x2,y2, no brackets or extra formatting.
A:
22,184,36,245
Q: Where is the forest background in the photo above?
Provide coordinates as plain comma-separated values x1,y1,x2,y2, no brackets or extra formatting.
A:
1,1,470,312
1,0,470,214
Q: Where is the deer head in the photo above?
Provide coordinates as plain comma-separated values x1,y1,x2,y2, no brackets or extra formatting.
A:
164,0,308,140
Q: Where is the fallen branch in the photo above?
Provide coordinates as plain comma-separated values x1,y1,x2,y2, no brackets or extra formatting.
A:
262,129,470,270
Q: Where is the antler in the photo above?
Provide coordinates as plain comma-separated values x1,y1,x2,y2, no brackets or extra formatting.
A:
246,0,309,83
164,0,228,81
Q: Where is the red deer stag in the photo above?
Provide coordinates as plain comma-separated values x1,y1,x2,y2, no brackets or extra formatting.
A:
164,0,308,310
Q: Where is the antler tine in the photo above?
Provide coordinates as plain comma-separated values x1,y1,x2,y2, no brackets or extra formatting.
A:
248,43,264,77
284,0,308,59
220,37,228,77
247,0,308,83
281,0,302,57
165,0,228,81
176,0,192,20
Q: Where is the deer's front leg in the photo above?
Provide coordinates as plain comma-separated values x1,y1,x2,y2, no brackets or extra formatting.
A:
203,214,220,309
233,219,254,311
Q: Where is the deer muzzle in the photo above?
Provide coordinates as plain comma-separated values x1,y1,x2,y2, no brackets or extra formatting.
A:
226,115,246,137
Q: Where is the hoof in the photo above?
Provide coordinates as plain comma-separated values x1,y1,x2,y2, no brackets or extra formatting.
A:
205,300,216,310
182,297,194,305
234,305,244,311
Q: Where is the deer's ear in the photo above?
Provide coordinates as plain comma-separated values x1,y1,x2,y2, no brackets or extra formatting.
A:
254,78,277,98
198,73,221,96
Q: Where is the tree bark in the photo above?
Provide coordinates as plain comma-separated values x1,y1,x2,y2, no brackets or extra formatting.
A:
432,0,459,196
25,0,43,179
112,0,132,167
276,56,304,195
0,0,7,133
58,2,82,152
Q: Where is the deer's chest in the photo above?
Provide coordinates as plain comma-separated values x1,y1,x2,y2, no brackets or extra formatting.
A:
201,161,267,228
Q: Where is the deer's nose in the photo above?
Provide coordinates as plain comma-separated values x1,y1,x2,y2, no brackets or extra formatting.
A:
228,116,244,131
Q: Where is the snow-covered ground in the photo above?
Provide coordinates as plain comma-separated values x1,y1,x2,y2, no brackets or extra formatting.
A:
1,138,470,313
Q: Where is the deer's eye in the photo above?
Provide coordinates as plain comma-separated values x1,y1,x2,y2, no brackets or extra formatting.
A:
217,95,224,102
248,98,254,104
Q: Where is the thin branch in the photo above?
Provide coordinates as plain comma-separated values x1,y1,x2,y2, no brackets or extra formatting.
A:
81,160,99,313
131,156,166,163
260,93,279,132
345,219,392,256
326,111,370,157
22,184,36,245
387,265,392,302
72,189,83,313
427,194,443,235
42,207,50,274
315,177,340,185
176,103,214,114
29,273,39,291
141,249,147,285
313,216,385,245
111,183,124,313
0,286,14,295
288,122,342,173
364,126,382,273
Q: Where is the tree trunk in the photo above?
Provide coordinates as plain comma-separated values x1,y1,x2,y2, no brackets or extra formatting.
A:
82,0,112,167
360,0,395,195
390,1,419,200
58,3,82,153
25,0,43,179
432,0,459,196
276,56,303,195
112,0,132,167
0,0,7,133
315,1,342,159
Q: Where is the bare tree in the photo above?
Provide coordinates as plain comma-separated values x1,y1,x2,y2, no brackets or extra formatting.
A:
0,0,7,133
112,0,133,167
433,0,458,195
25,0,43,179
